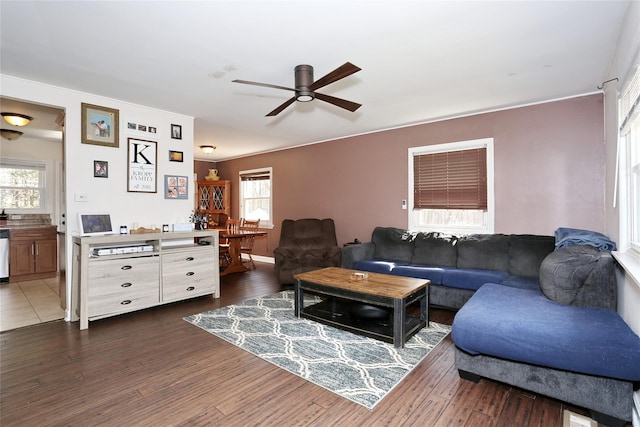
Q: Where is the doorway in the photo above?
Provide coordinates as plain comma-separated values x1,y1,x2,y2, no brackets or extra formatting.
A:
0,98,66,332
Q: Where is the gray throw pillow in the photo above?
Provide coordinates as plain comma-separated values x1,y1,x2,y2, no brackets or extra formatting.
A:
539,245,599,305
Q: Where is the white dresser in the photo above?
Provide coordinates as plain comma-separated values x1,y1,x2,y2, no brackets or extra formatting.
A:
72,230,219,330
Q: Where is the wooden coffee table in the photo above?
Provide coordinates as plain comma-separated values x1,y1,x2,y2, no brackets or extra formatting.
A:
294,267,430,348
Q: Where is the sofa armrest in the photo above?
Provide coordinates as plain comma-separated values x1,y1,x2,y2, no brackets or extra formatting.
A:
341,242,375,268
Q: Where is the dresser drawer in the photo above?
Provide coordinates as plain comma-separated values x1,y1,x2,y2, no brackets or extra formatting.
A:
162,247,215,302
88,255,160,316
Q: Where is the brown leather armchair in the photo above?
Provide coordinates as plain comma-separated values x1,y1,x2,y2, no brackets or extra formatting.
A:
274,218,342,284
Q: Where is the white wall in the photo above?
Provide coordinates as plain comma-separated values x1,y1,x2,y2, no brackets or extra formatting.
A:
0,74,196,320
603,0,640,335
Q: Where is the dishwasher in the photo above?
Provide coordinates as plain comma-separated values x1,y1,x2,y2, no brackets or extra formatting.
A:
0,229,8,283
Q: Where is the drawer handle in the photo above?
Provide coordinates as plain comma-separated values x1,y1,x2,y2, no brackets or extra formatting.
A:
121,265,132,270
121,283,132,288
186,257,194,261
186,286,195,291
186,271,195,276
121,300,132,305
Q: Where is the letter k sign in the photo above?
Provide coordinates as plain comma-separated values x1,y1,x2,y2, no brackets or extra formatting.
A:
132,143,153,164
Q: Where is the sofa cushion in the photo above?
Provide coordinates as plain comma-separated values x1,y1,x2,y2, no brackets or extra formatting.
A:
452,284,640,381
390,265,451,285
501,275,541,291
539,245,601,306
442,268,509,291
411,232,458,267
353,259,409,274
508,234,555,278
371,227,415,262
456,234,509,271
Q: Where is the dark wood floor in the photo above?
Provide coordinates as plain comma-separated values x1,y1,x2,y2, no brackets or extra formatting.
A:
1,262,618,426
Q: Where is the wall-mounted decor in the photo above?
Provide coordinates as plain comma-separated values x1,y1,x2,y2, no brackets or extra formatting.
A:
171,124,182,140
127,137,157,193
127,121,158,136
165,175,188,199
81,103,119,147
169,150,183,162
94,160,108,178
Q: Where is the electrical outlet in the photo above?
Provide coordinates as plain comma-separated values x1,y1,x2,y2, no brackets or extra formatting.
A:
74,193,89,202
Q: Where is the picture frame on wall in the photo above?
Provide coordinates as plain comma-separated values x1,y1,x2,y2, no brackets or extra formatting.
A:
171,124,182,140
81,103,119,147
169,150,183,162
127,137,157,193
165,175,188,199
94,160,108,178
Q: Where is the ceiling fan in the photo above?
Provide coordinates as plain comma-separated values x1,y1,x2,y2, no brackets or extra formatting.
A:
232,62,362,117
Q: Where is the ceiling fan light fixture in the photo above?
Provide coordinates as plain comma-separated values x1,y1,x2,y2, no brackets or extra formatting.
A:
1,129,24,140
296,91,315,102
2,113,33,127
200,145,216,154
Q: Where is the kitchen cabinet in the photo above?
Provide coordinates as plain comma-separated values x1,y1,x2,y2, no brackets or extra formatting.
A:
9,226,57,282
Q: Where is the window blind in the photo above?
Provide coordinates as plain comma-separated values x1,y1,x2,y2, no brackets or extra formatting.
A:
620,61,640,133
240,170,270,181
413,147,487,210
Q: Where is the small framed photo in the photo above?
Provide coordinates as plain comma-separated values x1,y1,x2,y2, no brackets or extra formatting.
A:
169,150,183,162
82,103,119,147
165,175,188,199
171,124,182,140
94,160,108,178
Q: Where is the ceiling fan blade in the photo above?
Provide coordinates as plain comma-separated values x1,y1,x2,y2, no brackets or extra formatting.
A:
314,92,362,112
308,62,361,91
232,79,295,92
266,97,296,116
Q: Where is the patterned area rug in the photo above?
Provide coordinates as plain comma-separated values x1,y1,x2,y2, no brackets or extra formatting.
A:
184,290,451,409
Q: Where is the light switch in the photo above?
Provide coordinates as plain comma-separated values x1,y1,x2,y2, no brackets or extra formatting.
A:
75,193,88,202
401,199,407,210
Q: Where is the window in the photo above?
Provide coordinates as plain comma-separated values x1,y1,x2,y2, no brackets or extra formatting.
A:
619,57,640,253
0,158,47,211
239,167,273,228
409,138,494,234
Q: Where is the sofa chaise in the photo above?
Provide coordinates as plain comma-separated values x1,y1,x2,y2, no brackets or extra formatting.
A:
342,226,640,426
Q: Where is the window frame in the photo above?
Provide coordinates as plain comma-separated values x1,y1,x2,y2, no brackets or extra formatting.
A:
0,157,48,213
408,138,494,234
618,55,640,256
238,167,273,229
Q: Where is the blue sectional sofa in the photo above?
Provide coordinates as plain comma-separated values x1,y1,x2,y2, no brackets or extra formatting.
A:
342,226,640,426
341,227,556,309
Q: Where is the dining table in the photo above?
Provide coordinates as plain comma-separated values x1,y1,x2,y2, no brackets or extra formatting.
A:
218,229,267,275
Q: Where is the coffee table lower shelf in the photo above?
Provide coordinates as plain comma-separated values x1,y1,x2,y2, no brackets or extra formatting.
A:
300,297,426,346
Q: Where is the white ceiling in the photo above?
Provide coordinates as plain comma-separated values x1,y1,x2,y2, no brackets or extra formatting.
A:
0,1,630,161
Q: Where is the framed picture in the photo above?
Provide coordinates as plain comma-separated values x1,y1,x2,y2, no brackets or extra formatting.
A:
171,124,182,140
81,103,119,147
94,160,108,178
169,150,183,162
127,137,157,193
165,175,188,199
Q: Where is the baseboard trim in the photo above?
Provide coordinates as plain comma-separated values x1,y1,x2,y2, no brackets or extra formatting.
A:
242,254,275,264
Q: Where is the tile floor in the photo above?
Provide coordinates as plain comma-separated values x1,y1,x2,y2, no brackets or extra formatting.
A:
0,276,65,332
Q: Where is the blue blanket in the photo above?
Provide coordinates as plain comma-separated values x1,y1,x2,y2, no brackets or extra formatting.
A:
555,227,616,252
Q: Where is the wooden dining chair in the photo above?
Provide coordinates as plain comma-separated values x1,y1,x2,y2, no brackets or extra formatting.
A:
219,219,241,269
240,218,260,269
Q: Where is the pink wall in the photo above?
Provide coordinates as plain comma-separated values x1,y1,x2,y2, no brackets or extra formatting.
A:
212,94,605,257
